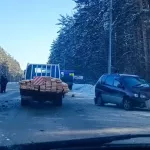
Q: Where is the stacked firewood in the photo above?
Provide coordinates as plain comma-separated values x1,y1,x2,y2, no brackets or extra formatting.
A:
19,77,69,93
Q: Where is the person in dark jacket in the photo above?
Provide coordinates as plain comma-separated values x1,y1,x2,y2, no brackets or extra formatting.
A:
0,76,1,93
0,75,5,93
0,75,8,93
3,76,8,93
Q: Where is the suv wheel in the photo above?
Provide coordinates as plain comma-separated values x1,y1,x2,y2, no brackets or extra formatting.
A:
123,99,132,110
96,96,104,106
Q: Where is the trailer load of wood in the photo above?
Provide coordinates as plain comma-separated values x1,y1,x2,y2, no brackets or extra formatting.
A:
19,77,70,94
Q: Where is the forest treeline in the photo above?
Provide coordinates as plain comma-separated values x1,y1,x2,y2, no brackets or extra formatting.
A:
0,47,22,82
48,0,150,83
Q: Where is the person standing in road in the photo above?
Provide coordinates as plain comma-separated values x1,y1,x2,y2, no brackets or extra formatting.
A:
0,75,8,93
3,75,8,93
0,75,1,93
0,75,5,93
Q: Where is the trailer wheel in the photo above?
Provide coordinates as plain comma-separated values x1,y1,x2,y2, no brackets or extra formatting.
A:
53,95,62,106
21,97,29,107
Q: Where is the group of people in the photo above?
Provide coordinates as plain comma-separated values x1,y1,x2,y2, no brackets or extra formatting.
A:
0,75,8,93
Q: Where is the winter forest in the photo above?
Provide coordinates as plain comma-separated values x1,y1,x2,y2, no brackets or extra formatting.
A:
48,0,150,83
0,47,22,82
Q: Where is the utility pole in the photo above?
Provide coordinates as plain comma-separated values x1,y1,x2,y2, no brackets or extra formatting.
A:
108,0,113,74
64,58,66,70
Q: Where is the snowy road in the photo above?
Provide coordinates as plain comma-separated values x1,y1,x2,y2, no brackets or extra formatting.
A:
0,83,150,145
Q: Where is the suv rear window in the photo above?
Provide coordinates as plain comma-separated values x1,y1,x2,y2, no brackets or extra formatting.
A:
105,76,114,86
99,75,107,84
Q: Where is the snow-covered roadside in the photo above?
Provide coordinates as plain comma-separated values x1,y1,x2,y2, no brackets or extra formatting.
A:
8,82,19,84
72,84,95,98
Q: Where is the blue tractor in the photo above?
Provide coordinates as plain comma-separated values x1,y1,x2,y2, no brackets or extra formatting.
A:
60,70,74,90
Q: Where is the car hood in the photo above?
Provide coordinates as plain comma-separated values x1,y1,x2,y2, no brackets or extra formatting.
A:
132,85,150,98
2,134,150,149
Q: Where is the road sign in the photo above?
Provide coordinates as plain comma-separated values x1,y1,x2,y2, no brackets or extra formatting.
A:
74,76,84,80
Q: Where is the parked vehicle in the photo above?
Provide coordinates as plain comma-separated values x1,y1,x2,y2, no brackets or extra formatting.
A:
95,74,150,110
61,70,74,90
20,63,65,106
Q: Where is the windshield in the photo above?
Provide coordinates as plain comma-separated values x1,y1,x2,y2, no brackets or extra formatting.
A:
123,77,149,88
1,0,150,147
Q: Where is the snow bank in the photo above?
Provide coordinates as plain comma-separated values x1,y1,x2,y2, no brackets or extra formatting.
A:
8,82,19,84
72,84,95,97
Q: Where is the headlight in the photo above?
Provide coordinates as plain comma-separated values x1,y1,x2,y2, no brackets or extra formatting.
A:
134,94,138,98
140,94,146,99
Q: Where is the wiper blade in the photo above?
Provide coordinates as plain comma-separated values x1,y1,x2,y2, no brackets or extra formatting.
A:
2,134,150,150
133,84,149,88
132,84,142,87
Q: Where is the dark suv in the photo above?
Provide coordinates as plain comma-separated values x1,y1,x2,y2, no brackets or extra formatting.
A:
95,74,150,110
